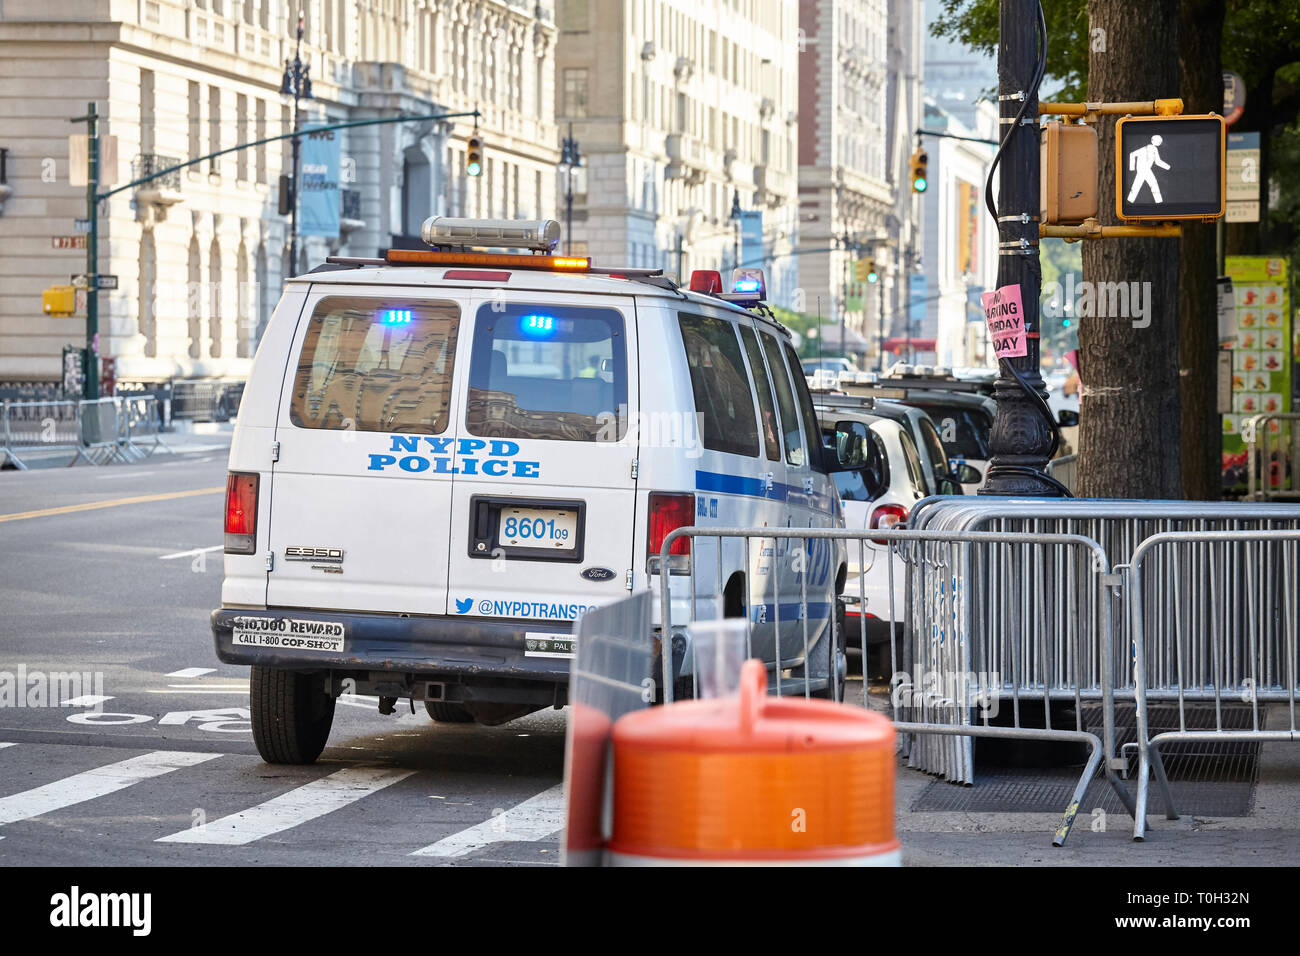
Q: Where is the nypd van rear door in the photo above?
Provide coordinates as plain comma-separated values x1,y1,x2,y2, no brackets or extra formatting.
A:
265,288,464,615
445,291,639,630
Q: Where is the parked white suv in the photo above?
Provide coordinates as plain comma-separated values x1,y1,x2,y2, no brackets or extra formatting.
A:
214,218,849,763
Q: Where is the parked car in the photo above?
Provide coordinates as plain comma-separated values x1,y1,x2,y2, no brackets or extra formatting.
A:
214,216,851,763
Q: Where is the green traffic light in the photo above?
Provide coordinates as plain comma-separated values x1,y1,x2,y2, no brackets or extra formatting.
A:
467,160,481,177
913,177,927,193
867,272,879,283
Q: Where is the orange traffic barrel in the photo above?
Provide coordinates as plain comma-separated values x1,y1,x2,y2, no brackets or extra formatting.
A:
609,659,899,865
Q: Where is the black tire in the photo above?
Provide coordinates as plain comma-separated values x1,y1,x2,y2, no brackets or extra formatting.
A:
250,666,335,765
808,601,848,701
424,700,475,723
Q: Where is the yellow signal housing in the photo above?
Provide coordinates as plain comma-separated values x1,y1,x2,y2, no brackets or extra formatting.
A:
466,135,484,177
1040,121,1098,226
43,285,76,316
909,149,928,193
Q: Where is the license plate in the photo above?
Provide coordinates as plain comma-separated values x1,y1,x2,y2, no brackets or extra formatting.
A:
524,631,575,659
499,508,577,550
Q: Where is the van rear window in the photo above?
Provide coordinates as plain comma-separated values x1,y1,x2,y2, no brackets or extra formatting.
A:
290,297,459,434
465,303,628,442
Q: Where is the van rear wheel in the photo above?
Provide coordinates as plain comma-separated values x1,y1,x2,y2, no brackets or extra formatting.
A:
424,700,475,723
250,666,335,765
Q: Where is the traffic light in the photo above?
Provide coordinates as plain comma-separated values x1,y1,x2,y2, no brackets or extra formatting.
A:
466,134,484,177
1040,121,1098,225
1115,115,1225,221
854,258,878,284
43,285,76,317
909,148,928,193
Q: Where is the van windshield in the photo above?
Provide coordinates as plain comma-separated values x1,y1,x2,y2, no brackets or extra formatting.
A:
466,303,628,442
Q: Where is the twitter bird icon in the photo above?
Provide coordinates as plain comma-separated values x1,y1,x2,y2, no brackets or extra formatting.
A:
455,598,473,614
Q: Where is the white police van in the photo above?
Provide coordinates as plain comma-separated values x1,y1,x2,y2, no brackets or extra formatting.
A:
214,218,849,764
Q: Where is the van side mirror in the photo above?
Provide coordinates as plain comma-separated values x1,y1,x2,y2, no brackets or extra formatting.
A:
832,419,870,470
1057,409,1079,428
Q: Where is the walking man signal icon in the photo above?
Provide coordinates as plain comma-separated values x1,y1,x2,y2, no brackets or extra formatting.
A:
1127,135,1170,204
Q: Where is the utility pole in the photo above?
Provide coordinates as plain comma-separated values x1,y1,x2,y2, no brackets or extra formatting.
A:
70,102,100,400
980,0,1059,496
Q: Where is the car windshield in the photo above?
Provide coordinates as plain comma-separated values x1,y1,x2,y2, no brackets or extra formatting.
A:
918,404,992,459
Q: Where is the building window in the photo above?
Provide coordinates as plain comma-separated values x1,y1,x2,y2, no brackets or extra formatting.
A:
563,68,588,118
188,82,201,161
255,100,267,184
236,94,249,181
208,87,221,174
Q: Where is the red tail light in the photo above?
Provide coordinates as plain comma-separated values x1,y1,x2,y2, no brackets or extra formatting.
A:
868,503,908,545
224,472,259,554
648,492,695,557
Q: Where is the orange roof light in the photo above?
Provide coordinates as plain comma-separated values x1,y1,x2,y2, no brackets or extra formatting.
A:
385,249,590,271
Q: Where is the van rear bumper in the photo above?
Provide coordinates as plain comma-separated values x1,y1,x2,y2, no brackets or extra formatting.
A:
210,607,573,682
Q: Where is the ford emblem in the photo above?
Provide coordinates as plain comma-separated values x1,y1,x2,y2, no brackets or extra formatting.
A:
580,566,616,582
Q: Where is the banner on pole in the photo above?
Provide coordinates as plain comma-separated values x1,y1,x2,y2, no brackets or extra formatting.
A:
299,125,341,238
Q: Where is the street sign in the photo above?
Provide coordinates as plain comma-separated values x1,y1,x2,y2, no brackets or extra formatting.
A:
1226,131,1261,222
1223,72,1246,127
1115,114,1225,221
74,218,91,233
96,274,118,291
52,236,86,250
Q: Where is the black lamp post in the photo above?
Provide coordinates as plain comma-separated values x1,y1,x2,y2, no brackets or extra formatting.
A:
281,14,312,278
559,124,581,255
728,189,743,271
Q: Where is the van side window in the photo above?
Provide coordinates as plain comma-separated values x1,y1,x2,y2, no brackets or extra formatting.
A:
466,303,627,443
290,297,459,435
785,340,827,473
758,330,805,468
677,313,760,458
737,325,782,461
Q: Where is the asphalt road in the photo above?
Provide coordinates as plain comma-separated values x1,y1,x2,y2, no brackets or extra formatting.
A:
0,451,567,866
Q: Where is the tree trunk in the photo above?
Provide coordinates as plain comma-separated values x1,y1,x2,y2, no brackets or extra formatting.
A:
1178,0,1226,499
1078,0,1183,499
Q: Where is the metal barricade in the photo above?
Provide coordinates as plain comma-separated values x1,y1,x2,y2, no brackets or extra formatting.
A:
1127,528,1300,841
116,395,172,459
657,525,1136,846
0,399,86,469
1045,453,1078,494
171,379,245,422
78,397,126,464
1244,412,1300,501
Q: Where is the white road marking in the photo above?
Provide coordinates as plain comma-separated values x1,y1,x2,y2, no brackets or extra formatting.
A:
0,743,16,750
0,751,221,826
159,545,222,560
157,766,415,845
61,695,114,707
166,667,216,678
147,689,249,695
99,471,156,480
410,784,565,858
163,684,248,689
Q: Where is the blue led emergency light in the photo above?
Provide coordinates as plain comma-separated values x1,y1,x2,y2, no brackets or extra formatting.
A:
521,314,555,336
382,309,413,325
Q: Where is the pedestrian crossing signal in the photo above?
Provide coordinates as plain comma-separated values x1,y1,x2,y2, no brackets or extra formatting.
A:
910,149,928,193
467,135,484,177
1116,115,1225,222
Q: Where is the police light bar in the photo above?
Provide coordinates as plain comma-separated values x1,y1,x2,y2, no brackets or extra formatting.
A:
419,217,562,253
688,269,723,294
719,267,766,303
386,249,590,271
808,369,841,391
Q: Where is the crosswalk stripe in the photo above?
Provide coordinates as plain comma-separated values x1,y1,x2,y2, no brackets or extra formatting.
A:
166,667,217,678
156,766,415,845
0,743,16,750
410,784,565,858
0,751,221,826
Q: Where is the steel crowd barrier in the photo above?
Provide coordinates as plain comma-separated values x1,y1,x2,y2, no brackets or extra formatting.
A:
1127,528,1300,841
0,396,175,469
1,399,88,468
1244,412,1300,501
657,525,1137,846
903,498,1300,779
1045,453,1078,494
